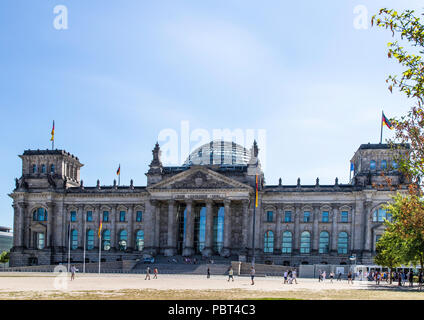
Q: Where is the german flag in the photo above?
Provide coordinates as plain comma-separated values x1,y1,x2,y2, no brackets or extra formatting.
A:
116,164,121,176
98,220,103,239
382,112,393,129
50,121,55,141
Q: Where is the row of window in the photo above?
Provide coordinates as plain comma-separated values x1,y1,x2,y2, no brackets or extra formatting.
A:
266,210,349,223
36,229,145,251
264,231,349,255
71,211,143,223
32,164,55,174
33,209,143,223
369,160,398,171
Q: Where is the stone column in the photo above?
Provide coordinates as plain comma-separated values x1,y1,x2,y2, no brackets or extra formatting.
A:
202,199,214,257
24,205,31,248
241,200,250,254
182,200,194,256
364,201,372,252
95,205,101,249
165,200,176,256
331,204,338,252
128,205,134,251
274,205,283,253
154,202,161,253
78,205,84,248
293,204,301,252
221,199,232,257
350,205,355,251
312,204,320,252
144,200,155,255
46,202,55,248
111,205,117,250
13,203,22,248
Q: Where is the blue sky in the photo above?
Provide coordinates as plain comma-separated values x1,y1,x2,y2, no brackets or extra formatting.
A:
0,0,423,228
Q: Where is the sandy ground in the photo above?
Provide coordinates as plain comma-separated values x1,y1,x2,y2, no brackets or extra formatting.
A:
0,273,422,300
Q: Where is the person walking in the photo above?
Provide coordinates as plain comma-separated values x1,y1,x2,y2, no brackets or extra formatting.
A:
207,267,211,279
329,272,334,283
418,271,423,291
347,271,353,284
283,270,288,284
322,271,326,282
228,266,234,282
292,269,298,284
153,267,158,279
409,270,414,287
318,270,322,282
145,266,151,280
70,265,77,281
250,267,255,285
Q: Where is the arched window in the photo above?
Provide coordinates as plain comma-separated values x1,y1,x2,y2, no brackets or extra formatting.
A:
41,164,46,173
282,231,292,254
135,230,144,251
264,231,274,253
119,230,128,251
381,160,387,170
32,164,37,173
370,160,376,170
86,229,94,250
50,164,55,174
33,208,48,221
71,230,78,250
338,232,349,254
300,231,311,254
102,230,111,251
319,231,329,254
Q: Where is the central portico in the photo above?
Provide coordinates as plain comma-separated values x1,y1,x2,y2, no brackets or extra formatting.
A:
146,165,253,258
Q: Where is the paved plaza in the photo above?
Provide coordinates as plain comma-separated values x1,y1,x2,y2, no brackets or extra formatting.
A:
0,272,422,300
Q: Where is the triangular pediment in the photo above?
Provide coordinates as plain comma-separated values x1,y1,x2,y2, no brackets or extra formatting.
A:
148,167,252,191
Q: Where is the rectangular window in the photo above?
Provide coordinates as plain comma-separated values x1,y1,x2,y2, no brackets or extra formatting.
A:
266,211,273,222
86,211,93,222
284,211,292,223
70,211,76,222
103,211,109,222
322,211,329,223
341,211,348,223
119,211,126,222
136,211,142,222
303,211,311,222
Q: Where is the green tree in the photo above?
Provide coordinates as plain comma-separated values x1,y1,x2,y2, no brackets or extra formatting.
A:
372,9,424,187
0,251,10,269
374,231,402,284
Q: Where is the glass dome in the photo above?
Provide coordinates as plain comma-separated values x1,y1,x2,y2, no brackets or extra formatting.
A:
183,140,250,166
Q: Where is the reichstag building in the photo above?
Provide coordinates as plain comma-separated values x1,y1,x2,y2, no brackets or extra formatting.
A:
9,140,409,267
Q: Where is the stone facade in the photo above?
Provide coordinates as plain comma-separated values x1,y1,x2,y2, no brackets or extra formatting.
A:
8,142,409,267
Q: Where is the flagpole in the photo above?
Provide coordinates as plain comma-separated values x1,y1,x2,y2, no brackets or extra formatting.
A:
83,215,86,273
380,110,383,144
98,233,102,274
67,221,71,272
118,164,120,186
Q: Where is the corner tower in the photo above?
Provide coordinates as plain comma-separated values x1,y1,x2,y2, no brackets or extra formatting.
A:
16,149,83,191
